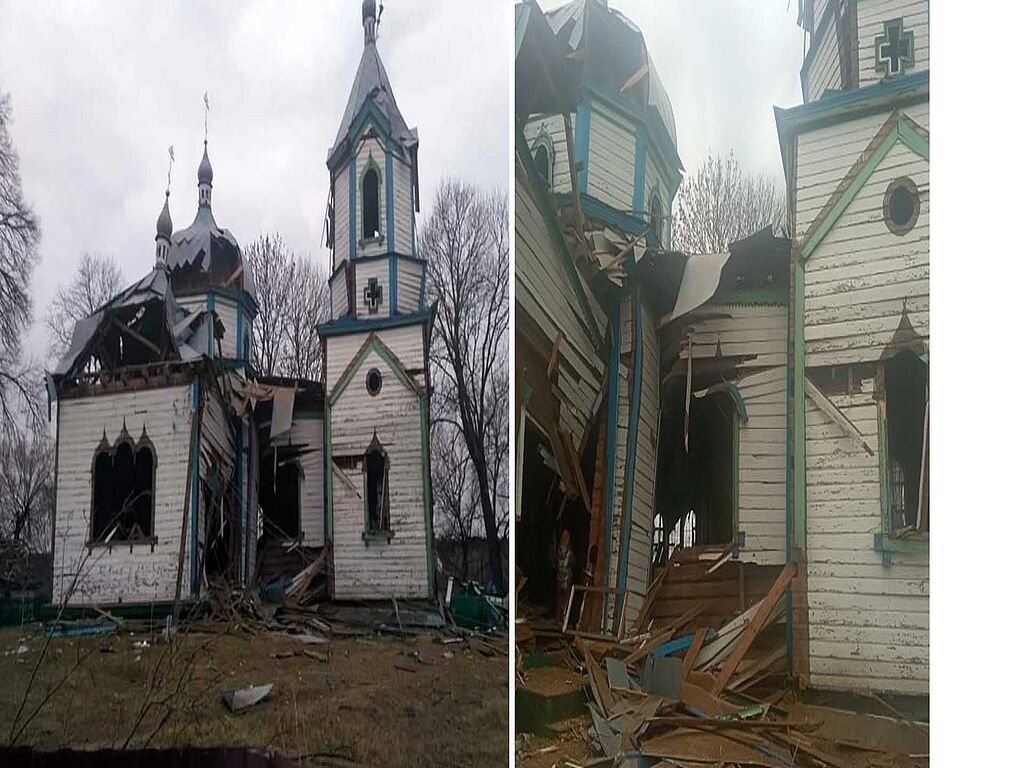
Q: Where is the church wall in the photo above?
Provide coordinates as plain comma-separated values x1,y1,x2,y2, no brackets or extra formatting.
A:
522,113,575,196
803,387,928,694
735,366,788,566
352,136,390,259
329,347,430,599
354,258,391,319
805,14,842,102
267,416,325,547
685,303,789,371
798,111,929,368
586,101,636,212
395,257,423,314
334,167,350,271
324,324,426,392
330,267,350,318
857,0,929,88
514,166,605,455
52,384,195,606
392,156,414,255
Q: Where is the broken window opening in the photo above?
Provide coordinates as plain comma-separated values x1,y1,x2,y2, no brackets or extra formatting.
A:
90,430,155,544
202,473,235,581
258,448,302,540
361,165,381,240
533,144,550,185
648,193,663,249
884,351,928,534
365,437,390,535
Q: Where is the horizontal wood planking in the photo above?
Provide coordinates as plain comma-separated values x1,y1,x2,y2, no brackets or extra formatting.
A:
335,163,350,271
396,258,422,314
336,136,390,260
268,418,325,547
392,158,414,255
806,16,842,102
803,390,929,694
325,325,424,389
522,114,575,196
857,1,929,89
330,346,430,600
353,258,391,319
53,384,195,605
586,103,636,212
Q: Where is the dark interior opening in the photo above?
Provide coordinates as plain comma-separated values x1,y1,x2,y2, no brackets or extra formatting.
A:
885,351,928,532
258,451,301,540
366,447,389,533
533,144,550,185
362,167,380,239
91,438,155,542
655,387,735,562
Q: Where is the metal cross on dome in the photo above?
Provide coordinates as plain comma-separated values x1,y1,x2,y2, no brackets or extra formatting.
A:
363,277,383,314
875,18,914,77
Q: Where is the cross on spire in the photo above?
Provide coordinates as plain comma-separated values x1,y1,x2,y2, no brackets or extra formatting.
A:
363,277,383,313
166,145,175,194
875,19,914,77
203,92,210,143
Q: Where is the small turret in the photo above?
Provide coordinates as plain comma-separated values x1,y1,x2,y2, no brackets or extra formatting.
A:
362,0,377,45
155,190,172,267
198,141,213,208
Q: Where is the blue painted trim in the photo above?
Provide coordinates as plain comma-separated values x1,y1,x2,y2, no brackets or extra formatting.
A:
777,70,929,128
602,301,621,631
574,96,592,194
348,161,357,261
235,416,244,580
206,293,215,355
614,292,643,627
389,253,398,316
327,101,406,171
386,152,395,253
352,250,426,265
411,175,417,257
651,628,718,658
551,192,647,236
418,261,426,310
190,379,201,599
317,307,433,338
632,127,647,217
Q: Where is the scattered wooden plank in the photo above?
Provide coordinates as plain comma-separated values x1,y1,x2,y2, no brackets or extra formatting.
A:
679,681,738,718
680,627,707,684
711,562,795,695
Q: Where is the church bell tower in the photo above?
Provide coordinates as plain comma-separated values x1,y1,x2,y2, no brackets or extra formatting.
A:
319,0,434,601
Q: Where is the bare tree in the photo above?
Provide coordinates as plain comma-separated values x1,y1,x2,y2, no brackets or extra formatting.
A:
0,89,41,433
422,179,509,591
671,151,787,254
431,421,479,581
45,251,124,360
246,232,327,381
0,420,54,552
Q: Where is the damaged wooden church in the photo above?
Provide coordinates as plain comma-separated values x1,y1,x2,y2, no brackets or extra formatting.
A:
47,0,435,608
514,0,927,696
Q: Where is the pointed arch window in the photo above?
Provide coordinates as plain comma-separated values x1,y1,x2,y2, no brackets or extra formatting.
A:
530,132,555,187
361,161,381,240
363,434,391,540
648,193,663,249
90,427,156,545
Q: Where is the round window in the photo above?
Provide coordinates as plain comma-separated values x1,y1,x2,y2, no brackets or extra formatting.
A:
883,177,920,235
366,368,382,396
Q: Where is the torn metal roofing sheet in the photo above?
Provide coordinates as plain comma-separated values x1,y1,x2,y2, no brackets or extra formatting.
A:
329,41,418,166
666,252,731,323
51,265,214,378
167,204,255,296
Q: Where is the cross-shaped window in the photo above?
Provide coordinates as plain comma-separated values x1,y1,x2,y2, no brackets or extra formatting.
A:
874,18,914,77
363,277,383,314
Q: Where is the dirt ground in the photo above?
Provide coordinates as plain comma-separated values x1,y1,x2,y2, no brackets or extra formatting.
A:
0,623,508,767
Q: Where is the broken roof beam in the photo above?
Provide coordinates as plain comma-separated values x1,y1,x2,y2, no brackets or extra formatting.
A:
805,376,875,457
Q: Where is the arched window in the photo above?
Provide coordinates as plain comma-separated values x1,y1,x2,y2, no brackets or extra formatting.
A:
648,193,663,249
364,435,390,535
362,164,381,240
90,429,156,543
533,145,550,185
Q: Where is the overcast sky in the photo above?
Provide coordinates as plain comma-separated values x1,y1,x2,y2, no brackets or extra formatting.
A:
0,0,509,363
536,0,806,178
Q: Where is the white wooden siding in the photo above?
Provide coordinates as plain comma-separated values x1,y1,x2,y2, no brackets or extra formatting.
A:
393,158,414,255
268,417,325,547
522,114,574,196
515,168,606,453
857,0,929,88
587,103,635,211
353,258,391,319
736,367,788,565
339,135,388,260
396,258,423,313
330,347,430,599
685,303,789,370
330,268,350,318
804,388,928,695
334,163,350,272
802,136,929,367
325,324,425,391
805,16,842,102
52,384,195,605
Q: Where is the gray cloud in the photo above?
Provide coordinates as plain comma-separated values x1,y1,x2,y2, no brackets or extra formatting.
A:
0,0,510,362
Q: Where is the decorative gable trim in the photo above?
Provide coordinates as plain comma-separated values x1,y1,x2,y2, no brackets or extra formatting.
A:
327,332,423,407
800,111,928,261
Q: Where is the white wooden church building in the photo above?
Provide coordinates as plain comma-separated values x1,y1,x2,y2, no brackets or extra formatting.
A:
48,0,435,607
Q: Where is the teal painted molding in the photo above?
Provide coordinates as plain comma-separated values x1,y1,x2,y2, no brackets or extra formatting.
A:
348,160,357,260
328,101,405,170
874,533,929,555
614,292,643,628
411,174,417,257
327,332,423,408
602,300,621,631
386,151,395,254
551,192,647,236
632,126,647,217
317,307,432,339
574,96,592,194
323,400,333,544
388,253,398,317
801,113,929,261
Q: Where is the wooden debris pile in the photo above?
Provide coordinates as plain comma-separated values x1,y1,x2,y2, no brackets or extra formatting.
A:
573,563,929,766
